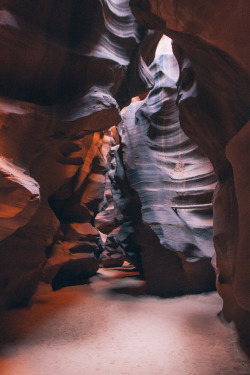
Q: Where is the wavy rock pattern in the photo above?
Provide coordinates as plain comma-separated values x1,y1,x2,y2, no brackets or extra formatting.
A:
0,0,159,308
130,0,250,353
95,129,126,268
112,39,216,295
95,129,120,236
0,158,39,242
42,131,111,289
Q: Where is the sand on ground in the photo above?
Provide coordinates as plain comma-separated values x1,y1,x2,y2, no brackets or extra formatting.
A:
0,265,249,375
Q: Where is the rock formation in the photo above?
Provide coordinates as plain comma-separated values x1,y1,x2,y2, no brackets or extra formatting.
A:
0,0,249,356
95,130,126,268
0,0,160,308
111,38,217,295
130,0,250,353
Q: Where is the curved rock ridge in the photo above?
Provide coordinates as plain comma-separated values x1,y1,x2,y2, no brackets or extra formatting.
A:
42,131,113,290
0,157,40,242
95,128,121,236
111,39,217,296
130,0,250,75
129,0,250,354
0,0,158,106
95,127,126,268
0,1,160,308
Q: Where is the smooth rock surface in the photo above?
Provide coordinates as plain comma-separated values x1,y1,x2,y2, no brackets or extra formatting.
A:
0,158,39,241
129,0,250,353
0,1,160,307
112,38,216,295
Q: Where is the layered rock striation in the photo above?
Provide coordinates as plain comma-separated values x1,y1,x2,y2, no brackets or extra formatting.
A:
0,0,160,308
130,0,250,353
95,128,126,268
111,38,217,296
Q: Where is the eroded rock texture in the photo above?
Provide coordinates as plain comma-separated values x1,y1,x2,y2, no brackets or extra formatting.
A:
130,0,250,352
112,40,216,295
95,130,126,268
0,0,160,308
42,131,111,290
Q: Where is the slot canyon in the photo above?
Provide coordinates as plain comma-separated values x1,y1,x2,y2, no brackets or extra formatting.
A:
0,1,249,374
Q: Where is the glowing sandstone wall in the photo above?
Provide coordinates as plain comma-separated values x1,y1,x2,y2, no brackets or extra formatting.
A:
0,0,160,308
130,0,250,352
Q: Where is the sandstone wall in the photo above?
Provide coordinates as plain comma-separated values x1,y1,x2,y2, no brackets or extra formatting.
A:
130,0,250,353
111,40,217,296
0,0,160,308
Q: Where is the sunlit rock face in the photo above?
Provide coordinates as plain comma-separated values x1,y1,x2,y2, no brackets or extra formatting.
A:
95,128,126,268
130,0,250,352
42,131,112,290
0,158,40,242
112,38,217,296
0,0,160,308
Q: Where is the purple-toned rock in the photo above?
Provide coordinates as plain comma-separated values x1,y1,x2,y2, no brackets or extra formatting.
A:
100,228,125,268
130,0,250,353
112,39,216,295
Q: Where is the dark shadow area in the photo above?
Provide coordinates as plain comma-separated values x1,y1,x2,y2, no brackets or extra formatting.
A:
109,284,147,297
52,272,91,291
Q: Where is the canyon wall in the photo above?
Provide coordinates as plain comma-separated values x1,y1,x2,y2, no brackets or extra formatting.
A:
111,40,217,296
0,0,160,308
130,0,250,353
0,0,249,355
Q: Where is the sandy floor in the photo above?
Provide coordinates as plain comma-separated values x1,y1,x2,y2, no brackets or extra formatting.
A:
0,265,249,375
